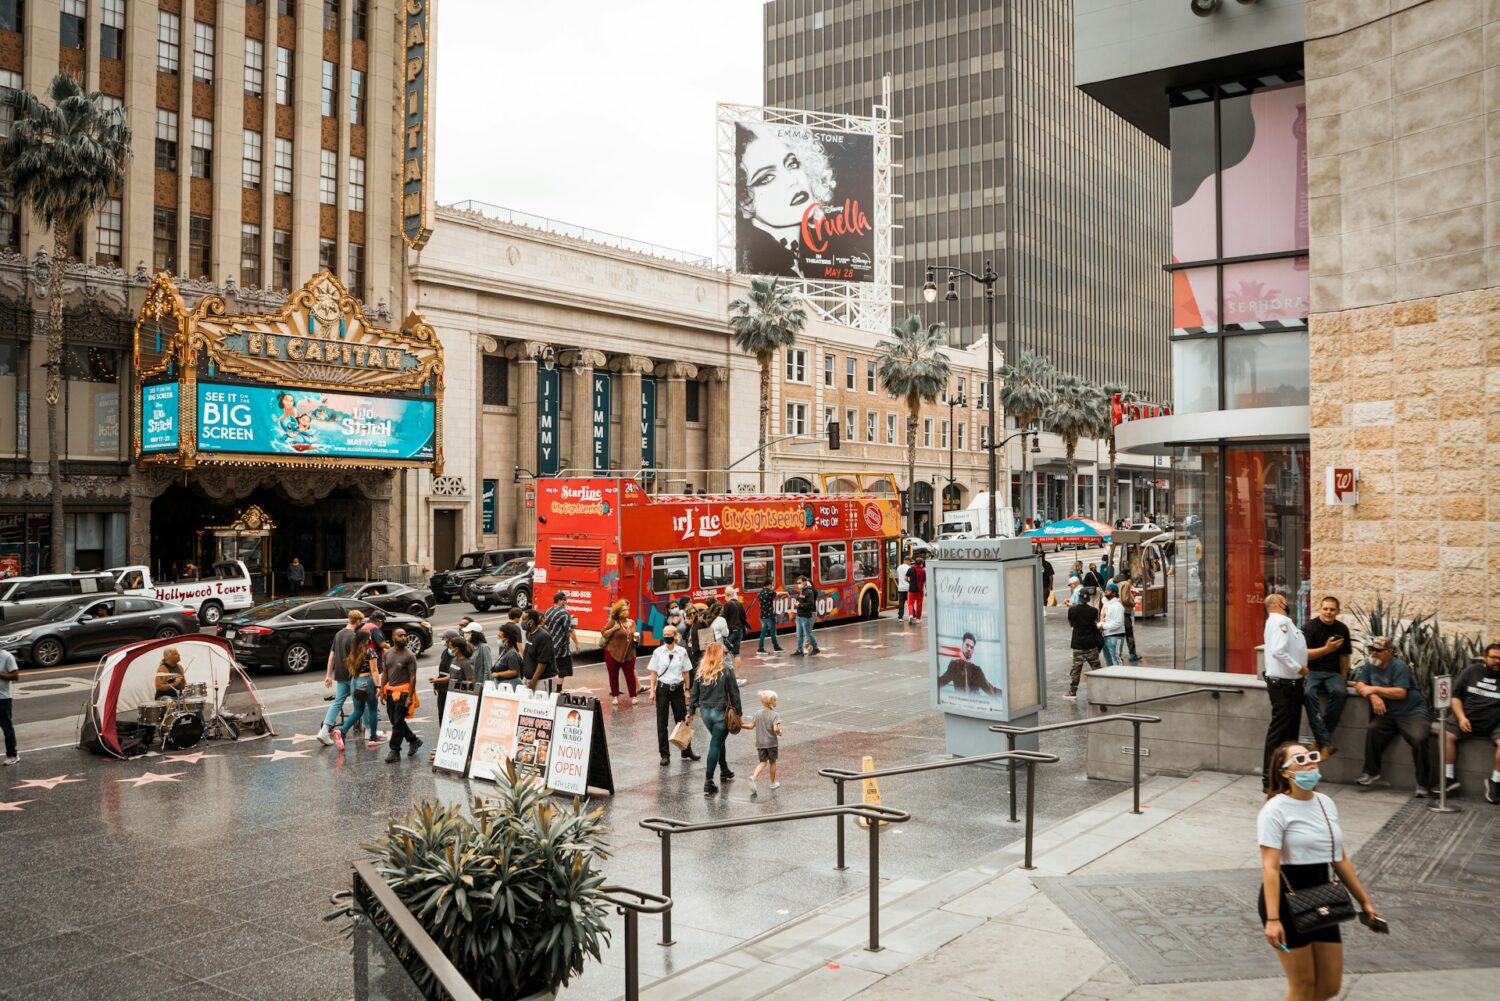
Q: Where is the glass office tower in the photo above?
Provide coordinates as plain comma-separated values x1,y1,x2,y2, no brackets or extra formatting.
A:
762,0,1172,400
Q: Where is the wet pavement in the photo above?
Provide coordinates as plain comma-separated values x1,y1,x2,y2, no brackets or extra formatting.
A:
0,595,1151,1001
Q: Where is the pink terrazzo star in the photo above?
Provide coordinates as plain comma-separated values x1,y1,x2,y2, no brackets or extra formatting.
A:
12,774,84,791
253,748,312,762
116,772,185,787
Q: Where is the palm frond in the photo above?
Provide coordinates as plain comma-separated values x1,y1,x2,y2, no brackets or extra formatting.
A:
0,74,132,236
998,349,1055,427
875,315,951,401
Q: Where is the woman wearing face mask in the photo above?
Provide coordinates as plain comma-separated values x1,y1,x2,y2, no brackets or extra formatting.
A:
1258,742,1381,1001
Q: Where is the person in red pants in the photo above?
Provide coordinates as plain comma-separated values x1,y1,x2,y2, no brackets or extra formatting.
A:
908,557,928,622
600,599,640,707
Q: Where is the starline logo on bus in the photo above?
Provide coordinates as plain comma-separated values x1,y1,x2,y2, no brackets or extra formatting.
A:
559,485,604,503
671,507,723,540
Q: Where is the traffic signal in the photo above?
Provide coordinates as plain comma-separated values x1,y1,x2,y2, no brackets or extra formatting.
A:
828,421,841,450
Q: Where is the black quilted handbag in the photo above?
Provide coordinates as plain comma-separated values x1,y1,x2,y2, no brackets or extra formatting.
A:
1281,797,1356,933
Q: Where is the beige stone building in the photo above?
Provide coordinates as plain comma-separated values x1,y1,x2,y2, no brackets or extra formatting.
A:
1303,0,1500,639
405,204,1035,568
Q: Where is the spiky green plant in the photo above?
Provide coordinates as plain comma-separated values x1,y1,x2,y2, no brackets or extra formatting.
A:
1,75,131,571
1349,596,1481,695
357,763,612,999
876,315,952,536
728,277,808,491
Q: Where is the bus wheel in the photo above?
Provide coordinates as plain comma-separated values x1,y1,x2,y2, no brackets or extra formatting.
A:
861,590,880,621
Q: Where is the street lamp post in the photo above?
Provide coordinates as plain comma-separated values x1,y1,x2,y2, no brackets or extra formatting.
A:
925,261,999,537
944,392,966,515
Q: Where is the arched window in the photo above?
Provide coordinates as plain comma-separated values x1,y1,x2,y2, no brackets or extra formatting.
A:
781,476,814,494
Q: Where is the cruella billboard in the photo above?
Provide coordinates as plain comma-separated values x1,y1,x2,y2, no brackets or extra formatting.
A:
732,121,875,283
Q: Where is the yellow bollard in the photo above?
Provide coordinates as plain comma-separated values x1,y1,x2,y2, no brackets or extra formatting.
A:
855,754,884,829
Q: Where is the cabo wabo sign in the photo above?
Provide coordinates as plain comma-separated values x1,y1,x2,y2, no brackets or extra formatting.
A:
132,271,444,471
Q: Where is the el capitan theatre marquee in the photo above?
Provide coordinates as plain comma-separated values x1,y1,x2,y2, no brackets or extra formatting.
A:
131,271,444,472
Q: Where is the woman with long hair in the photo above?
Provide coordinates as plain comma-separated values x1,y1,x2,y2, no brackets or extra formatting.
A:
600,599,639,707
687,642,743,795
1258,742,1381,1001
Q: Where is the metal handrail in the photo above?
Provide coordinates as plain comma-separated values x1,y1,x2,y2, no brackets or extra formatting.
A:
350,860,482,1001
818,749,1059,871
990,713,1162,817
600,885,673,1001
1090,686,1243,711
639,803,911,952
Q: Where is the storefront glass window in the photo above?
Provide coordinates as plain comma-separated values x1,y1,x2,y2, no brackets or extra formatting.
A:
1222,260,1308,329
1219,84,1308,258
1172,265,1218,334
1171,339,1218,415
0,337,20,457
1223,331,1309,410
1172,447,1222,673
64,345,122,459
1169,97,1216,264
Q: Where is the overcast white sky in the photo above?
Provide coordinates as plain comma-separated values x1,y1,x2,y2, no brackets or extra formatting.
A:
434,1,767,259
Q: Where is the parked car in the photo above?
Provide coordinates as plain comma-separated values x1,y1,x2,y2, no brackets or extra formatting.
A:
111,560,255,626
218,597,432,674
0,595,199,667
429,548,530,604
0,570,120,624
323,580,437,617
467,557,535,612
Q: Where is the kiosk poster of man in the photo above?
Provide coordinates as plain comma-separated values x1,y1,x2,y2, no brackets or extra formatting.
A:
733,122,875,282
931,564,1008,718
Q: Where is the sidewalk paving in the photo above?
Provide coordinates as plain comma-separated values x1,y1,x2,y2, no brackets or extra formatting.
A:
623,773,1498,1001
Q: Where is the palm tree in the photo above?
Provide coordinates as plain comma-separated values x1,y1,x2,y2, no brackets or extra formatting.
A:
728,277,808,491
876,315,951,537
1045,375,1106,517
2,75,131,571
997,349,1055,521
1097,381,1136,524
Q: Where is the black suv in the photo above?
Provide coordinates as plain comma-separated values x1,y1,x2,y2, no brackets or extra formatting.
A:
429,548,530,604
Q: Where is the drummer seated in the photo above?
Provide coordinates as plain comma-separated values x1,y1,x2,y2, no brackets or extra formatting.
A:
156,650,187,698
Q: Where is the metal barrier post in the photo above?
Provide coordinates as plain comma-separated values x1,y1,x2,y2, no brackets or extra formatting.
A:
1022,759,1037,870
1006,731,1019,823
835,778,847,870
1430,705,1459,815
621,907,641,1001
1131,719,1143,815
867,814,881,952
658,833,674,946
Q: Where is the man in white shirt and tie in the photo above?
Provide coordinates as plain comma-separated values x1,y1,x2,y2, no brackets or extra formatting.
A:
1261,592,1309,791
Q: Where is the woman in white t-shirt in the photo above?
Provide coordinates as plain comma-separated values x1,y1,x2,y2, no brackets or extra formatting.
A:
1257,742,1382,1001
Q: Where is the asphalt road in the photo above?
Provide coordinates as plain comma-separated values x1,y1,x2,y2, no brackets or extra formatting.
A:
9,548,1107,726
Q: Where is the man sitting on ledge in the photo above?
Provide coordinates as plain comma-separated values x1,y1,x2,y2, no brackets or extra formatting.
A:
1353,637,1431,797
1444,642,1500,804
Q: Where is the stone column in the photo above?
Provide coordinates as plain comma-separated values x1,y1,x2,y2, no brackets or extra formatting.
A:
656,361,697,493
565,349,607,476
509,340,546,545
610,355,655,480
701,367,731,493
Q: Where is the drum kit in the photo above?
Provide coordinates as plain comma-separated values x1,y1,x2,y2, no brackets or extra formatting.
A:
137,682,240,751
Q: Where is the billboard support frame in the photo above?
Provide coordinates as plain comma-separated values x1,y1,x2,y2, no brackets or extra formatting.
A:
717,101,897,334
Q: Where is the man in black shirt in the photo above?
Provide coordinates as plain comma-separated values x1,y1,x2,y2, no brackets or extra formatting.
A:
1066,590,1102,698
720,586,747,660
521,608,557,693
1445,642,1500,802
1301,595,1351,757
936,633,1001,696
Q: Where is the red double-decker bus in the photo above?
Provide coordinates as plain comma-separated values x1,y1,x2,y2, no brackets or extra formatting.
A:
534,478,902,642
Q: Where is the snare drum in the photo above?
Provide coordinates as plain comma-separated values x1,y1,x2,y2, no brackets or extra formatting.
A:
183,682,209,701
137,700,171,727
177,697,208,718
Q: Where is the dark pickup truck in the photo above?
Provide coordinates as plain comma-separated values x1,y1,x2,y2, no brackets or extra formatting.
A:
429,548,531,604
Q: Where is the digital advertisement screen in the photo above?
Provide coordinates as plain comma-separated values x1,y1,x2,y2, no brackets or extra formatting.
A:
195,383,436,461
733,122,875,283
140,382,180,453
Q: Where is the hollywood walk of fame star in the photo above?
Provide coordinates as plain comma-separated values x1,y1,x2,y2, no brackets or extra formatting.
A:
276,733,328,745
12,774,84,791
0,799,34,811
163,751,218,765
117,772,185,787
254,748,312,762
